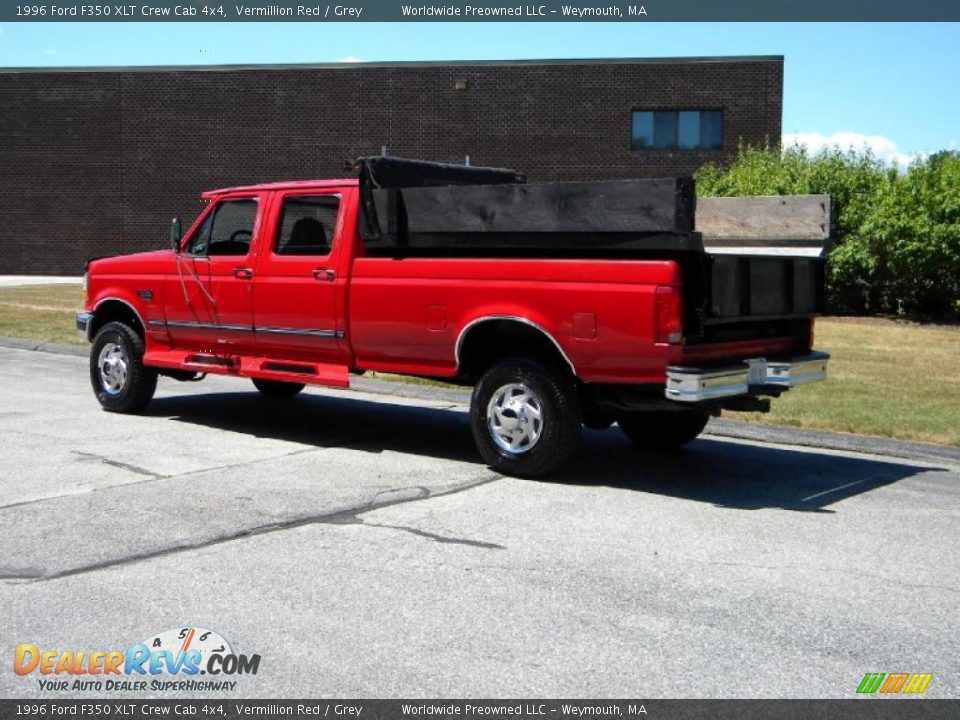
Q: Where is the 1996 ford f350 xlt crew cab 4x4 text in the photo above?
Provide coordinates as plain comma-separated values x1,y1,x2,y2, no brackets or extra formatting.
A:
78,157,830,476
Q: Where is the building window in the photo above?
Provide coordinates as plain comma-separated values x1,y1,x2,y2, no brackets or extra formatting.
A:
632,110,724,150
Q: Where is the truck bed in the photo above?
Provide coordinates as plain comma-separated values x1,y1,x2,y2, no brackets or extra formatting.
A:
354,156,828,349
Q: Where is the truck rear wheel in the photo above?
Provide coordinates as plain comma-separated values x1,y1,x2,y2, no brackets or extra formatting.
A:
89,321,158,413
471,359,581,477
252,379,306,398
617,409,709,450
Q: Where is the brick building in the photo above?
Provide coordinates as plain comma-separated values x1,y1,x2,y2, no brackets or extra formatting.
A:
0,56,782,274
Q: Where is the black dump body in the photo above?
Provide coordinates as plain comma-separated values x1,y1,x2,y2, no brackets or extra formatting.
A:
354,156,826,341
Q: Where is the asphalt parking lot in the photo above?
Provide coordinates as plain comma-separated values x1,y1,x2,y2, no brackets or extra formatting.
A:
1,345,958,698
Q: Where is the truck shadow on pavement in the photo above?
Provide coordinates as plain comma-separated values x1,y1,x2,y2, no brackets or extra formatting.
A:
148,390,940,513
567,431,933,513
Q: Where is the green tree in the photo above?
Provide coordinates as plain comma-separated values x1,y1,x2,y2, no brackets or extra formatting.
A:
861,151,960,316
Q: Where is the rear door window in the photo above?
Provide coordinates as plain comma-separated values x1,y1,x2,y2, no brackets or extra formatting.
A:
274,195,341,256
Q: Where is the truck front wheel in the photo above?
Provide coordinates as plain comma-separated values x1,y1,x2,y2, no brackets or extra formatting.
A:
471,359,581,477
617,409,709,450
89,321,158,413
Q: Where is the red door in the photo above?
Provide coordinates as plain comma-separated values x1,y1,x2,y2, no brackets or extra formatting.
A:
252,188,351,365
163,195,262,354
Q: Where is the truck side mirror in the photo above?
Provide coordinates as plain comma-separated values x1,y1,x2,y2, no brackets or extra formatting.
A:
170,218,181,253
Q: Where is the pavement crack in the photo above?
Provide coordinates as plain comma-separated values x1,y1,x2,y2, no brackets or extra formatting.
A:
3,428,69,442
0,567,46,581
13,472,502,584
0,447,320,511
161,447,321,483
675,556,960,594
362,521,506,549
72,451,162,479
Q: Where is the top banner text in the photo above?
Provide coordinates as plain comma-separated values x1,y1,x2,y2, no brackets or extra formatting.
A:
4,1,960,22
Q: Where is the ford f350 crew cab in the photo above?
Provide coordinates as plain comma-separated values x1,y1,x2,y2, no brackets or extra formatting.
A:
78,157,830,476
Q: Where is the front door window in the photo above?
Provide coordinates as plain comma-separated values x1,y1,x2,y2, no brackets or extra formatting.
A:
186,199,258,256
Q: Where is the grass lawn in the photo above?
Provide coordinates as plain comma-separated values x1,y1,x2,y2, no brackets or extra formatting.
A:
1,283,957,446
723,317,960,446
0,283,87,346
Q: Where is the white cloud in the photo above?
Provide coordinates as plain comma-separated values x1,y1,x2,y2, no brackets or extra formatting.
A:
783,131,920,167
337,56,363,63
45,48,57,57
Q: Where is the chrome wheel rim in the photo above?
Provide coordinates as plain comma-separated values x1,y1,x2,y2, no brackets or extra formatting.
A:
487,382,544,455
97,341,128,396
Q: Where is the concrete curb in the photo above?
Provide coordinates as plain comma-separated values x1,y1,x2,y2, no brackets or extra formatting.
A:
0,335,87,357
0,276,82,287
706,418,960,466
3,334,958,466
352,376,473,406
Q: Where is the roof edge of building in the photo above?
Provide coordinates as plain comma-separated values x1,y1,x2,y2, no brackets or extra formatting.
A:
0,55,784,75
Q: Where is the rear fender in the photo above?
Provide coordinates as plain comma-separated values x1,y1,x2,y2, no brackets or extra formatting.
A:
455,311,576,377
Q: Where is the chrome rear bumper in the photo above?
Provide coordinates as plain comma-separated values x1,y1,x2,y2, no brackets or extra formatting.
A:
666,351,829,403
765,352,830,387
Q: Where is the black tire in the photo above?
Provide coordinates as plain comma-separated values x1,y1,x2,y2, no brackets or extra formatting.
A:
617,409,710,450
89,321,158,413
471,358,581,478
252,378,306,398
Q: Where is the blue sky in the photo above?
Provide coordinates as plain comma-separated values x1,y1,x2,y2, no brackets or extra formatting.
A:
1,22,958,163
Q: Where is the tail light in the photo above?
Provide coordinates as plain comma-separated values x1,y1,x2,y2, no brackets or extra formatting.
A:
654,285,683,344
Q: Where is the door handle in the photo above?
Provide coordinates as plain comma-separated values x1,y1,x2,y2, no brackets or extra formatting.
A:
312,268,336,282
233,267,254,279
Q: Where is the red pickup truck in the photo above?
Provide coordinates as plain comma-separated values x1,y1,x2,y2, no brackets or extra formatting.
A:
78,157,829,476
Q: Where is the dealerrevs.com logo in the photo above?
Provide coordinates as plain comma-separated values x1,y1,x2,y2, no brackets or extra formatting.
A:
14,627,261,692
